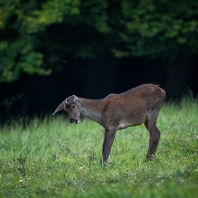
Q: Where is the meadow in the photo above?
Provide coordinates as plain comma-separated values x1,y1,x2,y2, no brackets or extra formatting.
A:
0,96,198,198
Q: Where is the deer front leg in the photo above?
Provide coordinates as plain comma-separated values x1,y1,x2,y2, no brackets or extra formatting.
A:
102,128,116,163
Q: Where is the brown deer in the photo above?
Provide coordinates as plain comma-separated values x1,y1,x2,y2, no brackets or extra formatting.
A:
52,84,165,163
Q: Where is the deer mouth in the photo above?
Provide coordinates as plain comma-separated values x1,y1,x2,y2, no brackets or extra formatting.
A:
70,118,80,124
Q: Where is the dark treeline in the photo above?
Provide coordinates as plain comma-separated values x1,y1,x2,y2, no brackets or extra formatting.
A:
0,0,198,121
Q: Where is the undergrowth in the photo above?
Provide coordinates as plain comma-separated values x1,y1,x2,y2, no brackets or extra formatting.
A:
0,96,198,197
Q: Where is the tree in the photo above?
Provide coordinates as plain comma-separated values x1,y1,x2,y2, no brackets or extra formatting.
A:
0,0,198,83
0,0,82,82
114,0,198,58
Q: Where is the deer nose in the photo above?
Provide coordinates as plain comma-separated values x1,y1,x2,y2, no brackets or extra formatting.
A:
74,118,80,124
70,119,74,123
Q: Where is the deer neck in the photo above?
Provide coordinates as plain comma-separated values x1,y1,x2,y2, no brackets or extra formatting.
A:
79,98,106,126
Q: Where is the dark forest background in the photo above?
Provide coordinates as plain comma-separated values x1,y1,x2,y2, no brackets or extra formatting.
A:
0,0,198,121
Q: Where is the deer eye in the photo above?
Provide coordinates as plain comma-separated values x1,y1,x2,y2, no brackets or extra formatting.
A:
71,105,75,109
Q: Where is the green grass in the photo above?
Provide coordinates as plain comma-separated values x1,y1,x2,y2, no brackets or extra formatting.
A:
0,97,198,198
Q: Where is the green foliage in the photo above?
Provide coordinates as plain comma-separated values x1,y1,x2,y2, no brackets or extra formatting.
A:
0,0,81,82
0,0,198,82
117,0,198,57
0,97,198,197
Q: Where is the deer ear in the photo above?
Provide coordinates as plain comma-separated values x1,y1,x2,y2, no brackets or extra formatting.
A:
52,101,65,115
72,95,78,102
66,95,78,103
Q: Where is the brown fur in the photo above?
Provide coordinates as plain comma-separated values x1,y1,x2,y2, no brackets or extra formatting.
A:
53,84,166,163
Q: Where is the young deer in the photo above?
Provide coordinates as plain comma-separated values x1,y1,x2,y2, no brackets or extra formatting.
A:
53,84,165,163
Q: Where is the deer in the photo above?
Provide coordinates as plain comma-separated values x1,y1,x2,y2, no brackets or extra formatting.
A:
52,84,166,163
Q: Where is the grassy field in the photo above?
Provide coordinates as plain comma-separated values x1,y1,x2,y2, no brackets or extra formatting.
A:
0,97,198,198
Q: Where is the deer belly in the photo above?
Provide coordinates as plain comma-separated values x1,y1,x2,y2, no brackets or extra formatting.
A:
118,120,143,130
118,121,134,130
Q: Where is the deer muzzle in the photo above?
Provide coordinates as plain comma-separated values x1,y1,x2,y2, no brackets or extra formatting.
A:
70,118,80,124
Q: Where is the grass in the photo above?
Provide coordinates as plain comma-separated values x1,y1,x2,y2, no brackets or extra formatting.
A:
0,96,198,197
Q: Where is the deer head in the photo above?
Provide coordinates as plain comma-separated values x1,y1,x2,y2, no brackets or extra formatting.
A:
52,95,81,124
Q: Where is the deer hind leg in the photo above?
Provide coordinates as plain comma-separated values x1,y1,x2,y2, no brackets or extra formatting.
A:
102,128,116,163
144,110,161,160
